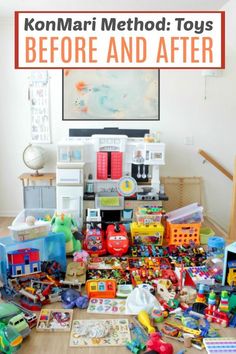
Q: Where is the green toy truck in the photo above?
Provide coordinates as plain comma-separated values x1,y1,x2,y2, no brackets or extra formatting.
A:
0,322,23,354
0,303,30,339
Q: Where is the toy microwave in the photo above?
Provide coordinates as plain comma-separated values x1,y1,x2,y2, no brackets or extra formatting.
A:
85,279,117,298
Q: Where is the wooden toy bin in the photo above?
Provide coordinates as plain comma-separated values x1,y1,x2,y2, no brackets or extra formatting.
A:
165,221,201,245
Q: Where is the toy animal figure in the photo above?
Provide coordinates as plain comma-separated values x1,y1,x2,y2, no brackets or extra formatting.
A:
146,332,174,354
61,289,88,309
51,213,81,254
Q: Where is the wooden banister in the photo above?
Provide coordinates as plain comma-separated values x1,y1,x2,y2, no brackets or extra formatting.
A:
198,149,233,181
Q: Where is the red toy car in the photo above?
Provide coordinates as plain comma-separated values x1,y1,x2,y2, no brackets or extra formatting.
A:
83,223,107,256
106,223,129,257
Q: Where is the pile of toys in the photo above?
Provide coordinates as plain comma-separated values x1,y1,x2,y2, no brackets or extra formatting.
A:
0,204,236,354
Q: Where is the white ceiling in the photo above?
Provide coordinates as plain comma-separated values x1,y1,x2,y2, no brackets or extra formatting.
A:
0,0,229,17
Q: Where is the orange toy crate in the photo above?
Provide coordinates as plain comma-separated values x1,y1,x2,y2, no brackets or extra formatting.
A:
165,221,201,245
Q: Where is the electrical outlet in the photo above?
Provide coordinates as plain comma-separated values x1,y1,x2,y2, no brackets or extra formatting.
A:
184,136,194,145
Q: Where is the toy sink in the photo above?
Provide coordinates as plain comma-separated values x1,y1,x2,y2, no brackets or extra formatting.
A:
95,192,124,210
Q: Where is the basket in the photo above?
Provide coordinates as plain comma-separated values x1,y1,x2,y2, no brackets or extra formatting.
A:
200,227,215,245
9,208,55,241
165,221,200,245
130,222,164,245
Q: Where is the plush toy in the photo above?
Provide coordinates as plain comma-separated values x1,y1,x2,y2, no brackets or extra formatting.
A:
51,213,81,254
61,289,89,309
73,250,90,264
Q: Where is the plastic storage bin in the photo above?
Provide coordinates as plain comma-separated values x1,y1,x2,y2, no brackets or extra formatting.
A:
166,203,203,224
207,236,225,259
0,232,66,286
130,222,164,245
165,221,200,245
200,227,215,245
9,209,55,241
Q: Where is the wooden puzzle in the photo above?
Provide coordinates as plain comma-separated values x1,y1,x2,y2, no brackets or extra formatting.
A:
69,318,131,347
36,309,73,332
87,298,127,315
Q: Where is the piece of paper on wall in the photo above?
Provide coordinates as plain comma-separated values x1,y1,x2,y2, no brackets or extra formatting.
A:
63,69,159,120
29,71,51,143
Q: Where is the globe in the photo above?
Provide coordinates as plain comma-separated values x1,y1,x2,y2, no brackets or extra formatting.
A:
23,144,47,176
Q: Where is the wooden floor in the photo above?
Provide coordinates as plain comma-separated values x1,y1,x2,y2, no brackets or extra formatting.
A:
0,217,234,354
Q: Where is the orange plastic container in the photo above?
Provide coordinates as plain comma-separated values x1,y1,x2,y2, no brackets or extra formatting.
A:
165,221,200,245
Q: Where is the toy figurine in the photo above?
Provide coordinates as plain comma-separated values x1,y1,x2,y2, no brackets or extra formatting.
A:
51,213,81,254
146,332,174,354
61,289,88,309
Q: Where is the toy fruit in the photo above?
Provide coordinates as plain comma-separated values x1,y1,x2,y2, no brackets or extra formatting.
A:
106,222,129,257
146,332,174,354
51,213,81,254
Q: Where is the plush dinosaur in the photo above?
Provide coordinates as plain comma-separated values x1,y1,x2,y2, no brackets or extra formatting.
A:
51,213,81,254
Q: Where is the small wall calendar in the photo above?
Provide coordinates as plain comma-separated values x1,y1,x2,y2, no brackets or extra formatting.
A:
29,70,51,143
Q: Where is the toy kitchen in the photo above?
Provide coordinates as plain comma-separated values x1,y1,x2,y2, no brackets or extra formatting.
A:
56,128,167,228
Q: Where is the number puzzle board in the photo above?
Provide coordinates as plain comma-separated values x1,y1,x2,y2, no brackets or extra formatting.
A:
69,318,131,347
87,298,127,315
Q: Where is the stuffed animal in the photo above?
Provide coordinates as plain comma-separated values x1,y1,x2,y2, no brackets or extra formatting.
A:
61,289,89,309
51,213,81,254
73,250,90,264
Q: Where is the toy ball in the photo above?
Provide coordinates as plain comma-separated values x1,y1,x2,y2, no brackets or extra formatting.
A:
26,215,36,226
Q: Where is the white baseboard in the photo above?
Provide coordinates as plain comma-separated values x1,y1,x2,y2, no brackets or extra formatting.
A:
0,211,19,217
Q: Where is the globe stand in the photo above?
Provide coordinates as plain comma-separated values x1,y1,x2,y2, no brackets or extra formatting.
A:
23,144,46,177
31,170,44,177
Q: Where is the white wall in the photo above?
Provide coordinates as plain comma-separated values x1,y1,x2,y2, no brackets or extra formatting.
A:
0,0,235,231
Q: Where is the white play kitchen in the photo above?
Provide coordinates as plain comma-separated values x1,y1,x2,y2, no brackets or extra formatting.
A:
56,129,166,227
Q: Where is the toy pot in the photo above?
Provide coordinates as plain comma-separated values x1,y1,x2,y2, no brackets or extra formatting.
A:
138,310,155,334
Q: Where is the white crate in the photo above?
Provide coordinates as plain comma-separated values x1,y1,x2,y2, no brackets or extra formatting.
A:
9,209,54,241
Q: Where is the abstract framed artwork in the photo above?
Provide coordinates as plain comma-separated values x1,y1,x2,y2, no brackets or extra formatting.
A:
62,69,160,120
